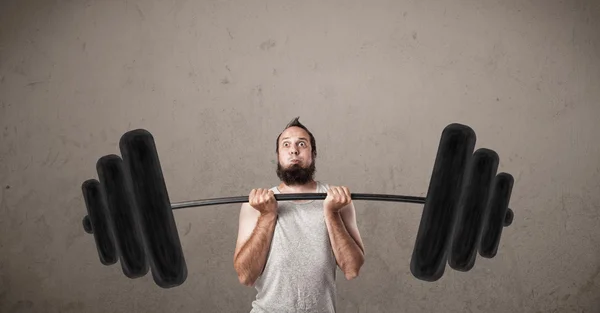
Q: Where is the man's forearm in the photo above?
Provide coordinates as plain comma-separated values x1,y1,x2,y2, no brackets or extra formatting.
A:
324,211,365,279
234,213,277,286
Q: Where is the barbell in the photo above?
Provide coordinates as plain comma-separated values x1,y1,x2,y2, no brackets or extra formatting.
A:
80,123,515,288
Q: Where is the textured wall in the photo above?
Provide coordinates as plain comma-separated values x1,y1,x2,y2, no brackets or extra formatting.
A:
1,0,599,312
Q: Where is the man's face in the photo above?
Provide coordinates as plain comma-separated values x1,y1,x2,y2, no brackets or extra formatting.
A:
276,126,316,185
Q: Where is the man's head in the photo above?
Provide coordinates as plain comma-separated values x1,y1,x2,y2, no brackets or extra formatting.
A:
275,117,317,186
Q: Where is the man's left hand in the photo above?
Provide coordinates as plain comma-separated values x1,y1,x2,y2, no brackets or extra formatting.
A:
324,186,352,214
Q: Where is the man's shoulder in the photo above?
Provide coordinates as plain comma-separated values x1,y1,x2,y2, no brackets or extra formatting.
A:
318,181,332,193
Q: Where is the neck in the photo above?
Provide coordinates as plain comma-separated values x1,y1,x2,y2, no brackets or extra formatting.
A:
278,180,317,193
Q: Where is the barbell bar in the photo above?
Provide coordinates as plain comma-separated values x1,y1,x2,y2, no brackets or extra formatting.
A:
80,123,516,288
83,193,513,232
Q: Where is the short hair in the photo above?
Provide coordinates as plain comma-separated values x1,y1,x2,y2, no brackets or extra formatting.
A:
275,116,317,159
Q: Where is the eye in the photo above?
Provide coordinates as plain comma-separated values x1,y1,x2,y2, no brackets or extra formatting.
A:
299,142,306,147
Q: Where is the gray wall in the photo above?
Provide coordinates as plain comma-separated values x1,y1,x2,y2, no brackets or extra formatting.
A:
1,0,599,312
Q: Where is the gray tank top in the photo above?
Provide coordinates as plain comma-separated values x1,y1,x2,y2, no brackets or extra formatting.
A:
249,181,338,313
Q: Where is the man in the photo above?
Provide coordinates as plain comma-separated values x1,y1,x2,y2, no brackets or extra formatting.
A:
233,117,366,313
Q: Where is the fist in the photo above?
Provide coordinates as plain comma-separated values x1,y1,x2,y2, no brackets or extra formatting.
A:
324,186,352,214
249,188,278,216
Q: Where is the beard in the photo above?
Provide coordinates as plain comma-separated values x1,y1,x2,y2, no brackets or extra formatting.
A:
276,160,316,186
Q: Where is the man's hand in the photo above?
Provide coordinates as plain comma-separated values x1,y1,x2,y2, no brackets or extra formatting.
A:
324,186,352,214
249,188,278,216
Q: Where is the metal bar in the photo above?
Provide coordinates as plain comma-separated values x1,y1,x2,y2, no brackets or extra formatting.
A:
170,193,427,210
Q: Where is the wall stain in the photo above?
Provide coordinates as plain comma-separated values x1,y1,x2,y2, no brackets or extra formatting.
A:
184,222,192,236
9,300,33,313
575,263,600,299
61,301,86,312
260,39,276,50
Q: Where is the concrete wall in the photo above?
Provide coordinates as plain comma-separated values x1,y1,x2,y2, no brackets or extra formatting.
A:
1,0,599,312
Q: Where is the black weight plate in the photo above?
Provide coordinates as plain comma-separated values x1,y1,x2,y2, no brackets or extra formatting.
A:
410,123,476,281
119,129,187,288
82,179,117,265
97,154,149,279
448,148,498,271
479,172,514,258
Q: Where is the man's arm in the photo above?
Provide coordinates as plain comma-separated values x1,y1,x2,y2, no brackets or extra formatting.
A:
233,203,278,286
324,202,365,280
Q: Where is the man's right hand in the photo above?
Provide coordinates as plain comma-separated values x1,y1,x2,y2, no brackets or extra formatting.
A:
249,188,278,216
